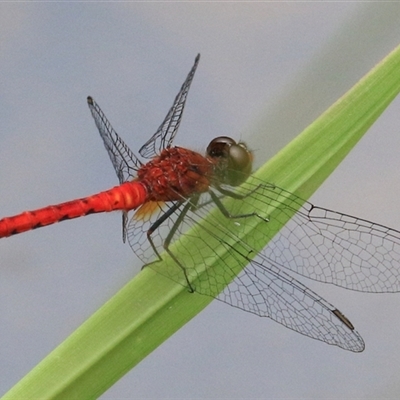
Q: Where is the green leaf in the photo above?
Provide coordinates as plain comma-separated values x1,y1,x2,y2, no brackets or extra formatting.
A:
4,44,400,399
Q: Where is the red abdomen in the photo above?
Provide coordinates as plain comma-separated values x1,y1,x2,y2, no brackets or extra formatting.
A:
0,181,147,238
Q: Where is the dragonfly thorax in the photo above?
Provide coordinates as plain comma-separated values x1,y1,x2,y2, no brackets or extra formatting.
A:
137,147,215,202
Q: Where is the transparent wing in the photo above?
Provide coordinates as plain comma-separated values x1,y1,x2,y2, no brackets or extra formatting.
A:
139,54,200,159
249,183,400,293
185,179,400,294
87,96,142,183
128,189,364,351
124,170,400,349
220,252,364,352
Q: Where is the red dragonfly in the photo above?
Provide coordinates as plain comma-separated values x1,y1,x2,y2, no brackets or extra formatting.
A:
2,54,400,352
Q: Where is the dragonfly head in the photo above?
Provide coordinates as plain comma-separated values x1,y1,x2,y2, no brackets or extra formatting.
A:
206,136,253,187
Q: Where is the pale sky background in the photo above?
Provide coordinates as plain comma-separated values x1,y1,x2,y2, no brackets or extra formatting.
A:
2,3,400,399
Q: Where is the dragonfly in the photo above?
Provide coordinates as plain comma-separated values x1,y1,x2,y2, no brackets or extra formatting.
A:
2,54,400,353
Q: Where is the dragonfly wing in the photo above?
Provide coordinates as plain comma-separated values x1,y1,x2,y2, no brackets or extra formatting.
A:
139,54,200,159
218,255,364,352
252,184,400,293
87,96,142,183
207,180,400,294
125,187,364,351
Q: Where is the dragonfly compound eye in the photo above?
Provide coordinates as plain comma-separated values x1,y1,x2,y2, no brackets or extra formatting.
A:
207,136,253,186
206,136,236,158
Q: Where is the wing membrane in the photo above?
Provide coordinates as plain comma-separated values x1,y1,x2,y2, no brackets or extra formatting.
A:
125,180,370,351
219,251,364,352
123,171,400,351
139,54,200,159
87,96,141,183
261,187,400,293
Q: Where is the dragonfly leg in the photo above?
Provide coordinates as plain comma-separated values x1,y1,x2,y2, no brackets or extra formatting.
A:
143,199,196,292
162,199,196,292
216,182,275,200
210,190,269,222
143,201,184,263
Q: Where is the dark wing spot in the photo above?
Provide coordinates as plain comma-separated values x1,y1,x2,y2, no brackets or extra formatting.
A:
333,309,354,330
